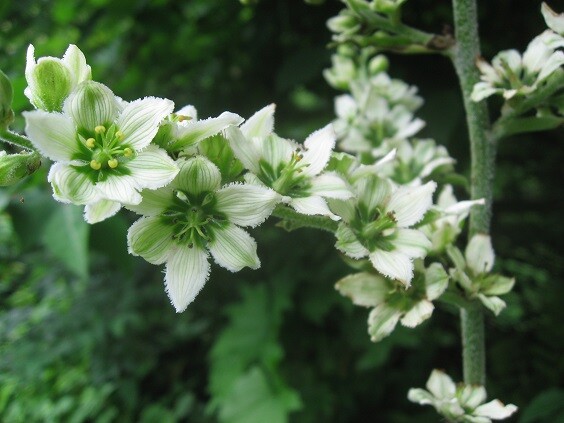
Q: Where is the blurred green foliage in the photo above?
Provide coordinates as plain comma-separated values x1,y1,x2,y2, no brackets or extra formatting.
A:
0,0,563,422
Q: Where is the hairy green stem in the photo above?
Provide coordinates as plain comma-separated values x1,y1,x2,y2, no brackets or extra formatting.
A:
460,301,485,385
451,0,492,386
272,205,339,234
0,130,35,151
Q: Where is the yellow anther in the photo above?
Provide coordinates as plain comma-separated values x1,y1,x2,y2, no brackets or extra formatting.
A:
85,138,96,148
177,115,191,122
94,125,106,134
108,158,118,169
123,147,133,157
90,160,102,170
115,131,124,140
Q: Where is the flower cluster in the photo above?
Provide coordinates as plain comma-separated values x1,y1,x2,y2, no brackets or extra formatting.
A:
328,49,424,159
408,370,518,422
447,234,515,315
472,3,564,103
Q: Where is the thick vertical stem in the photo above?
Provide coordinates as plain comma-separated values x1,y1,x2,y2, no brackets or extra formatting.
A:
460,301,485,385
451,0,493,386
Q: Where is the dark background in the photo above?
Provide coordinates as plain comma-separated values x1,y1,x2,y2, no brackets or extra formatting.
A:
0,0,562,421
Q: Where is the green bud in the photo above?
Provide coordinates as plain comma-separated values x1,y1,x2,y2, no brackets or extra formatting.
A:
0,151,41,186
25,44,91,112
368,55,389,75
0,70,14,130
327,13,359,34
26,58,72,112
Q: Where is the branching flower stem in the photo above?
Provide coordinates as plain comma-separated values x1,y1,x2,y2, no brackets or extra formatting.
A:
451,0,492,386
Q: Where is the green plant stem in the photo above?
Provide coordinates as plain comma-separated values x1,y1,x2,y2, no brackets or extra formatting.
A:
272,205,339,234
345,0,452,51
460,301,485,385
0,130,35,151
451,0,492,386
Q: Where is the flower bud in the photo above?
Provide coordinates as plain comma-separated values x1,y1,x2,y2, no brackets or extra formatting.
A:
368,55,389,75
0,70,14,130
327,13,358,34
0,151,41,186
324,55,357,90
25,44,91,112
371,0,408,14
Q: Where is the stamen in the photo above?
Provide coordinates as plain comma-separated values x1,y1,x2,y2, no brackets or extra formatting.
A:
123,147,133,157
177,115,191,122
85,138,96,148
94,125,106,134
115,131,124,140
108,158,119,169
90,160,102,170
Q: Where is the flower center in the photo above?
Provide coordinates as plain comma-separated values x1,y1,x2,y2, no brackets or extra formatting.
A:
352,207,397,252
161,190,226,248
259,151,308,195
81,124,134,170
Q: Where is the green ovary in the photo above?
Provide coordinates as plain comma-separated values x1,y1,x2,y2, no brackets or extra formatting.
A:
162,190,226,249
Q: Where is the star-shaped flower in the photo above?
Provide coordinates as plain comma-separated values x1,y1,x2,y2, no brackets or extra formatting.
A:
225,104,353,220
127,156,281,312
336,262,449,342
24,80,178,223
332,174,436,285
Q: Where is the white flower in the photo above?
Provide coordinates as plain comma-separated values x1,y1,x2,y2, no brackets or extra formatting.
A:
127,156,281,312
154,104,243,153
472,30,564,102
372,138,455,185
23,80,178,223
333,175,436,285
225,104,353,220
332,69,424,155
335,262,448,342
420,185,485,253
447,234,516,315
25,44,91,112
408,369,518,422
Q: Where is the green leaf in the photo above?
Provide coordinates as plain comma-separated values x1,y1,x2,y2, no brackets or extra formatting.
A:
520,389,564,423
41,204,89,278
218,367,301,423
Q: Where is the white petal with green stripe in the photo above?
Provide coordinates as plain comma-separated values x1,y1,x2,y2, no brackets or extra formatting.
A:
23,110,77,162
48,163,99,205
173,156,221,195
84,199,121,224
215,183,280,227
241,103,275,139
165,246,210,312
116,96,174,150
127,146,179,190
64,81,119,130
209,224,260,272
127,216,174,265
